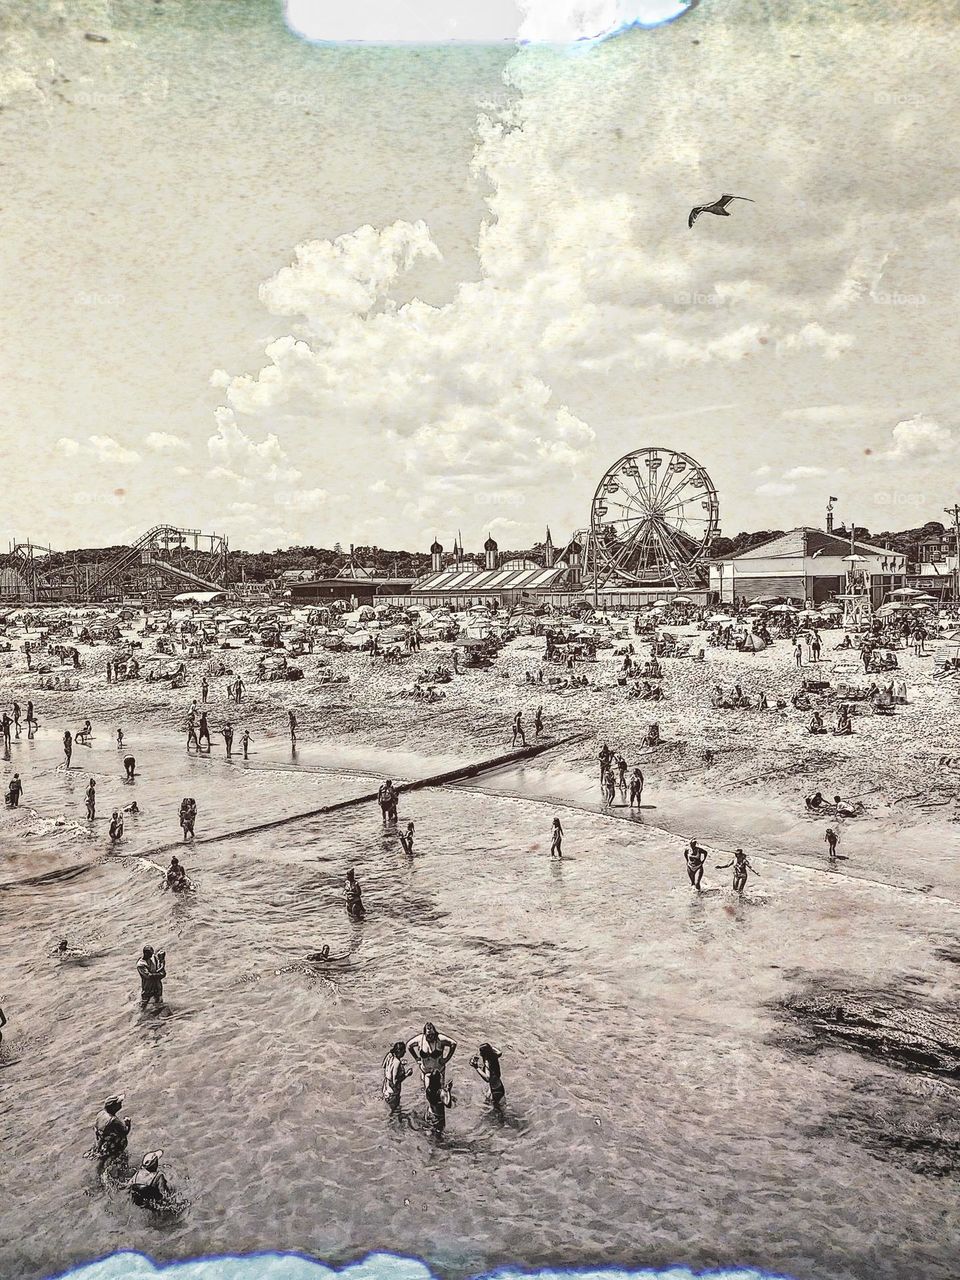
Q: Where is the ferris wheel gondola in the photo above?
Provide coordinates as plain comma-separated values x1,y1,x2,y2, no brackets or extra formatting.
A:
589,447,719,586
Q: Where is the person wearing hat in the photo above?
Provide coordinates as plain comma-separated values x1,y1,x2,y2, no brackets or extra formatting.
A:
136,946,166,1006
123,1150,169,1207
93,1094,131,1160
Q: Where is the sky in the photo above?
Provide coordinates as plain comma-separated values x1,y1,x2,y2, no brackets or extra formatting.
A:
2,0,959,553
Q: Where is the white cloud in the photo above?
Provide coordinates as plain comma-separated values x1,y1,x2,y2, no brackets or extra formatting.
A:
756,481,798,497
783,465,826,479
55,434,139,465
876,413,955,462
753,465,772,477
88,435,141,464
145,431,188,454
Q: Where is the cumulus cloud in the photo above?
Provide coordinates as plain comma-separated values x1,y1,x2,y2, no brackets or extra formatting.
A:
783,465,826,479
145,431,188,454
876,414,955,462
56,434,140,465
756,481,798,497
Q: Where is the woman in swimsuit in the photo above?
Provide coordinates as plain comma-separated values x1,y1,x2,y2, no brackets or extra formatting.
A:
470,1044,505,1105
550,817,563,859
684,840,708,890
716,848,758,894
408,1022,456,1086
381,1040,412,1109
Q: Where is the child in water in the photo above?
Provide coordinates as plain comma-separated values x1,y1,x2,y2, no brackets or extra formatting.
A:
550,817,563,859
715,848,758,894
398,822,415,855
470,1043,505,1104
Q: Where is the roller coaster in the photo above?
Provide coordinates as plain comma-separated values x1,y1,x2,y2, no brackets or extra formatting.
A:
3,526,229,603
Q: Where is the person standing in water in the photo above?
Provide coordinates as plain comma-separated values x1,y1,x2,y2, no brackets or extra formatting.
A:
109,810,124,842
198,712,211,749
124,755,136,780
222,722,234,756
26,700,35,738
123,1150,170,1208
398,822,415,855
136,946,166,1007
377,780,398,824
90,1094,131,1161
550,816,563,859
241,728,252,759
344,869,365,918
8,773,23,808
63,730,73,769
470,1044,505,1105
117,728,124,750
534,705,544,737
825,827,839,861
408,1022,457,1087
629,767,644,807
716,848,758,894
511,711,526,747
381,1040,413,1110
12,702,20,738
684,839,708,891
288,710,297,744
85,778,96,820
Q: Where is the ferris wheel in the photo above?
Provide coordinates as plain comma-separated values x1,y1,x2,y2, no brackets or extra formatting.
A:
589,447,719,586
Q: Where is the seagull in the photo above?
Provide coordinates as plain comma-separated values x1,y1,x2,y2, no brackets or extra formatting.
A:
688,193,755,229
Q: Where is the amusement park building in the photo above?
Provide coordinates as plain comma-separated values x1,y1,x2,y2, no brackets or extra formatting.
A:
709,528,908,606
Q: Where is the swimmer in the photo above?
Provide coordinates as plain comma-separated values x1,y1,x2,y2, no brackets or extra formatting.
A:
137,946,166,1006
550,816,563,859
382,1040,413,1109
122,1150,170,1208
90,1094,131,1161
684,839,708,891
124,801,140,815
398,822,415,855
377,780,398,824
305,944,331,963
108,810,124,842
715,847,758,894
408,1021,456,1085
423,1068,450,1132
470,1043,505,1105
344,869,365,918
629,767,644,806
165,856,187,892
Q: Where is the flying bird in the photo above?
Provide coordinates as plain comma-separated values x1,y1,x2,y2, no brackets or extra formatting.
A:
688,193,755,229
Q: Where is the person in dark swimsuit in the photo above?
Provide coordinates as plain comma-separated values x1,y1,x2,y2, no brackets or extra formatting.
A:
470,1043,505,1105
408,1022,456,1087
716,848,758,893
124,1150,170,1207
398,822,415,855
344,869,365,918
684,839,708,890
381,1040,413,1110
550,817,563,859
137,946,166,1006
824,827,839,860
90,1094,131,1161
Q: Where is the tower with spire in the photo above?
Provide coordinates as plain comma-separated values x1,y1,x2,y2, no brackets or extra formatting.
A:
430,537,443,572
483,532,499,572
543,526,555,568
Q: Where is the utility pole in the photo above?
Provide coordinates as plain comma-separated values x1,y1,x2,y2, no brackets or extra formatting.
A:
944,504,960,603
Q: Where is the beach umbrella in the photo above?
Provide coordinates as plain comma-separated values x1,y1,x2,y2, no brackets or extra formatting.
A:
706,612,732,624
770,603,798,613
672,595,696,605
745,602,768,613
742,632,767,651
889,587,927,597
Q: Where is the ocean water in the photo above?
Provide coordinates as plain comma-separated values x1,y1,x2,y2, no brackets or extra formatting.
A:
1,733,959,1280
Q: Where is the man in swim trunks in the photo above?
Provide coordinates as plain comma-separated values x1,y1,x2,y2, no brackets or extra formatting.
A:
377,780,398,824
407,1021,457,1087
85,778,96,820
344,869,365,917
124,755,136,780
8,773,22,808
684,839,708,891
